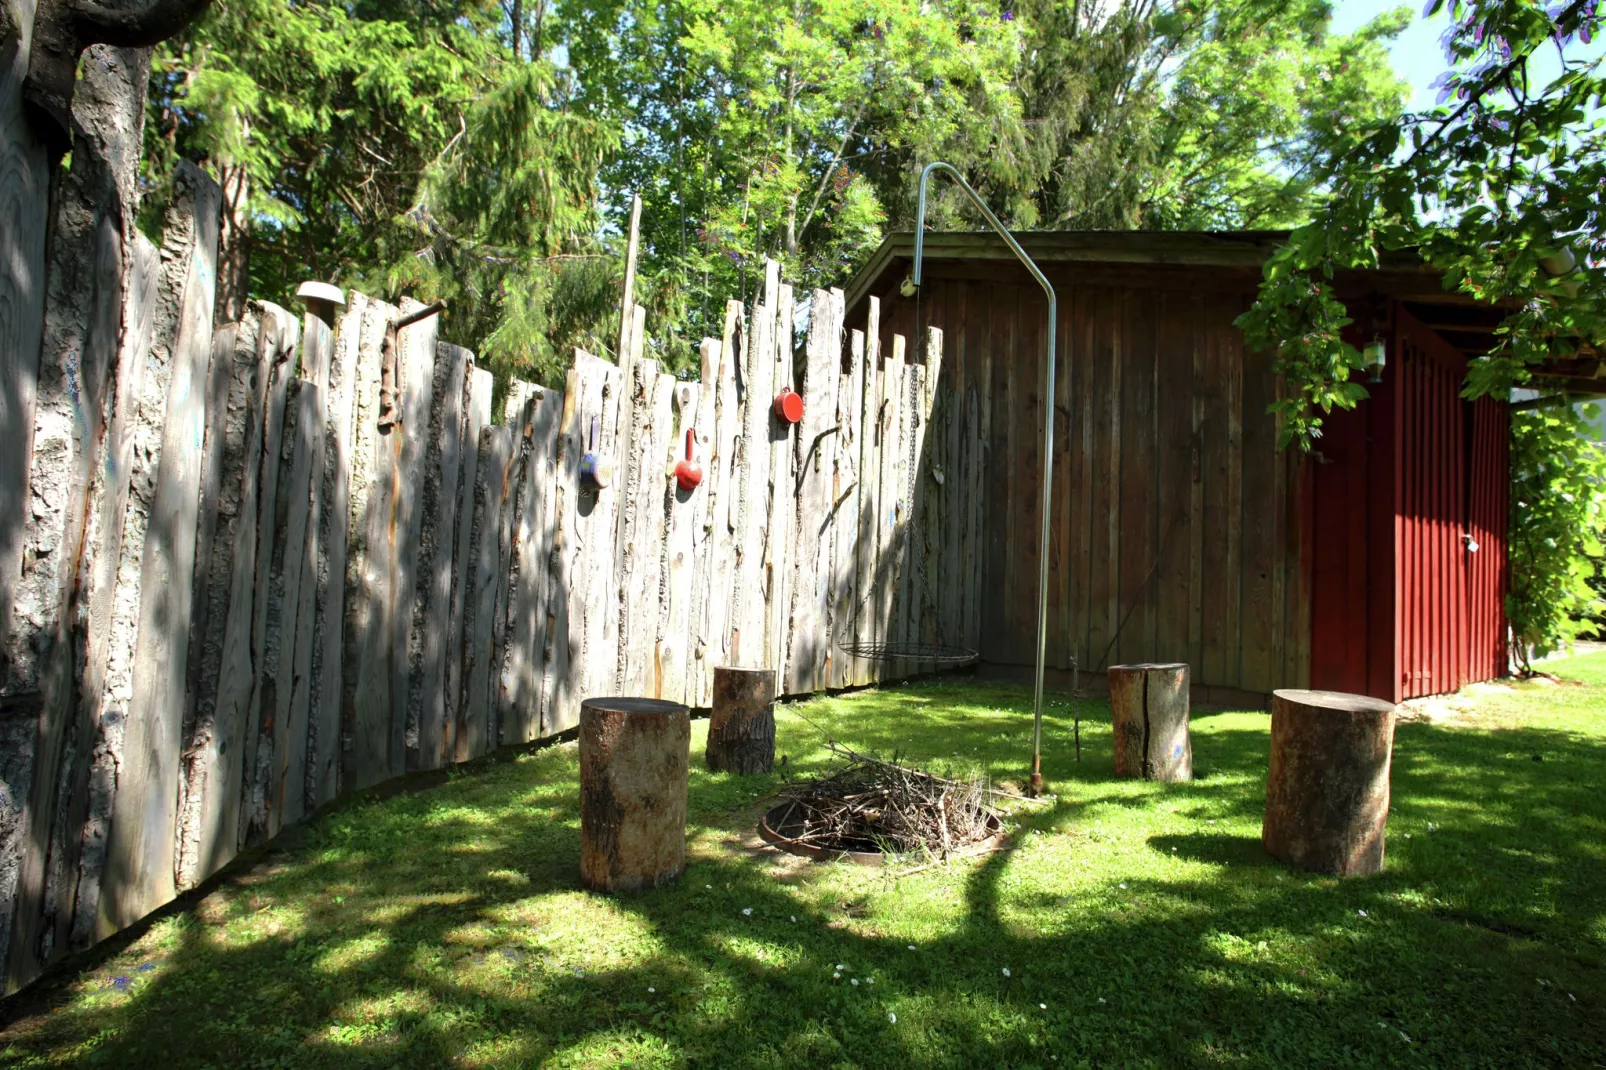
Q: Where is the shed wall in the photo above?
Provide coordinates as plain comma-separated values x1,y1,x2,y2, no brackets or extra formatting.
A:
872,267,1310,696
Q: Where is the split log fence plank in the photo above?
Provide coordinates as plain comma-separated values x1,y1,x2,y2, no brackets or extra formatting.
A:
912,328,944,656
505,380,537,426
683,339,722,706
503,388,559,743
786,288,842,694
1117,291,1157,667
766,281,796,680
462,424,515,757
276,378,324,833
873,336,905,683
619,361,672,695
830,328,865,689
409,341,471,768
447,367,494,761
391,304,438,774
852,303,882,687
340,297,394,791
658,381,701,703
99,164,220,934
540,377,581,737
733,267,777,668
309,296,362,807
690,307,741,706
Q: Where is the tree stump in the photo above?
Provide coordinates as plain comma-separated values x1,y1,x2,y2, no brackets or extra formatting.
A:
579,697,690,892
1262,689,1397,876
1108,663,1192,781
706,667,776,774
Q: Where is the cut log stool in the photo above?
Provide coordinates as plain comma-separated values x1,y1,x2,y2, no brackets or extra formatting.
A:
706,667,776,774
1262,689,1397,877
1108,663,1192,781
579,697,690,892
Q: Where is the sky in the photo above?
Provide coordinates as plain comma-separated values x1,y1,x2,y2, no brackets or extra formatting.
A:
1330,0,1450,106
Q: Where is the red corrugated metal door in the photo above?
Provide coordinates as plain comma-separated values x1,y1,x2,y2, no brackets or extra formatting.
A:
1394,310,1509,699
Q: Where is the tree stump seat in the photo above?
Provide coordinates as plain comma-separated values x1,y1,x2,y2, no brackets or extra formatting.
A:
706,667,776,774
1262,688,1397,877
1108,663,1192,781
579,697,689,892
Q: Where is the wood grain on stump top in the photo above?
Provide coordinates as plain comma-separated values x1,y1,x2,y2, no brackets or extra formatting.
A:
1262,688,1397,877
579,697,690,892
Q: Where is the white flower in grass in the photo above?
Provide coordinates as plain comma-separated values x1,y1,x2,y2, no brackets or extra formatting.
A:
742,907,753,916
888,1012,897,1024
648,987,655,993
1039,1003,1047,1010
867,978,875,985
1358,910,1368,918
1398,1030,1412,1043
790,916,797,923
1118,883,1126,890
837,964,846,970
907,945,916,951
1001,968,1011,977
1098,997,1106,1004
851,978,860,986
833,972,841,979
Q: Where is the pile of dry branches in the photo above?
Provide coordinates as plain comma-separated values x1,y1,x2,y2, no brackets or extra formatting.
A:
770,743,1000,857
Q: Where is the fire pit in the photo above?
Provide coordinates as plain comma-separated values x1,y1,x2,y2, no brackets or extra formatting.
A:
757,745,1006,865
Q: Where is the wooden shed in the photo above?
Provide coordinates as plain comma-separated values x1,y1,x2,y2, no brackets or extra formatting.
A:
844,230,1550,704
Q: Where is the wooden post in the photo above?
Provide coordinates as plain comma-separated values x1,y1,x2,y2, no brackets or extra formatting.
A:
1262,688,1397,876
706,667,776,774
579,696,689,892
1108,663,1191,781
617,193,642,377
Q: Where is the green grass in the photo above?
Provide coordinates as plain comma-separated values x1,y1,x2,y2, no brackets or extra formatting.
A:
4,656,1606,1069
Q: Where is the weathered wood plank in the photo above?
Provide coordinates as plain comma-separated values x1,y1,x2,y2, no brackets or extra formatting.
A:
539,376,580,736
831,329,865,689
340,296,395,792
40,236,162,966
766,282,796,681
504,379,537,426
98,161,220,935
309,296,362,807
1200,307,1242,686
550,351,623,733
462,424,515,757
685,340,722,706
1239,333,1279,692
618,360,672,695
409,341,471,768
393,304,438,773
237,310,299,849
1154,292,1194,666
273,378,323,835
938,288,965,653
447,367,493,761
1117,290,1157,666
658,381,701,703
690,308,742,706
980,290,1011,662
191,303,288,891
911,327,944,666
733,266,778,668
1187,295,1207,678
503,388,559,743
2,51,152,984
786,288,842,694
873,336,905,683
852,301,883,687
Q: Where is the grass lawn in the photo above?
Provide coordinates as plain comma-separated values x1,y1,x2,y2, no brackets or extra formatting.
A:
3,657,1605,1069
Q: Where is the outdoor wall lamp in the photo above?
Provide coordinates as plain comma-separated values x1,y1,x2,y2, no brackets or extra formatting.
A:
1364,337,1387,384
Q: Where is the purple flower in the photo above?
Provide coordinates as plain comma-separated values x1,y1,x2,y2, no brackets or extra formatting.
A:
1002,9,1014,19
112,976,131,990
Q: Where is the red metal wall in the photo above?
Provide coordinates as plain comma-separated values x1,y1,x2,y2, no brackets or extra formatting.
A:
1310,307,1509,702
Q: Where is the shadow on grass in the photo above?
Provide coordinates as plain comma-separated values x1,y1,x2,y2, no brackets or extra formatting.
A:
2,679,1605,1068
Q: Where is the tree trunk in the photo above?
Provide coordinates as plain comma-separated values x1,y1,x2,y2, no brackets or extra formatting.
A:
1108,662,1190,781
1262,688,1397,877
214,155,249,324
706,666,775,774
579,697,689,892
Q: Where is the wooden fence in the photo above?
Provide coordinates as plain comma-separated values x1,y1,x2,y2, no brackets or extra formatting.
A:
0,167,988,993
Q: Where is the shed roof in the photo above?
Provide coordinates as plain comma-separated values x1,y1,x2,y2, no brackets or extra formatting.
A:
843,230,1603,386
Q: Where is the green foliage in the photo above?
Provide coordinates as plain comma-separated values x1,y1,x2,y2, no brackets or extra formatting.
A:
1508,401,1606,668
145,0,616,390
1236,0,1606,661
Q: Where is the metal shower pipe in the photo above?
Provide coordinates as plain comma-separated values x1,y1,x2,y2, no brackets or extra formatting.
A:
911,162,1058,796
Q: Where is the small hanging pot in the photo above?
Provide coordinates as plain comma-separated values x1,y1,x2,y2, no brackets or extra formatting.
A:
674,428,703,491
772,387,804,424
580,417,613,489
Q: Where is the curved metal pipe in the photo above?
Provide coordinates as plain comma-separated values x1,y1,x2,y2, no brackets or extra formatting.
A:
912,162,1058,795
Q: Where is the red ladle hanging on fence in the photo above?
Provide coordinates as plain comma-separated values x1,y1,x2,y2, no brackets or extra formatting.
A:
772,388,804,424
674,428,703,491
